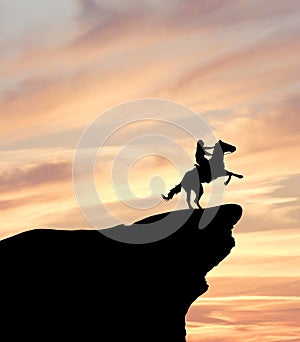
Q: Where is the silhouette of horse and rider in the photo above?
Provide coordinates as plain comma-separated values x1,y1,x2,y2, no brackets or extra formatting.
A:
162,139,243,209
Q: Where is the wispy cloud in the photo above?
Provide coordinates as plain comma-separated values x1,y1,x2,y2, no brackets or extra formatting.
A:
205,229,300,278
202,276,300,298
186,295,300,341
0,161,71,193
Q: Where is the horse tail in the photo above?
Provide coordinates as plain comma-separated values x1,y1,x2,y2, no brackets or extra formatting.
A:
161,183,182,201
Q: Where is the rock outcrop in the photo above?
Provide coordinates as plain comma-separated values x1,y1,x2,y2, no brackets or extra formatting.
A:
0,204,242,341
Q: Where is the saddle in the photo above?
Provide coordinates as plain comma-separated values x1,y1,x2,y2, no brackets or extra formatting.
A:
195,163,211,183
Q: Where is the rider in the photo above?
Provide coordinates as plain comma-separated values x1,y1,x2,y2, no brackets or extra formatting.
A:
195,140,213,183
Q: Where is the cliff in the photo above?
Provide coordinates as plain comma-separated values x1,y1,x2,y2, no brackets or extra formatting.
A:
0,204,242,341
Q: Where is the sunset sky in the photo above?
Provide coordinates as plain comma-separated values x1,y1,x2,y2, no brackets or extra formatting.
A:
1,0,300,340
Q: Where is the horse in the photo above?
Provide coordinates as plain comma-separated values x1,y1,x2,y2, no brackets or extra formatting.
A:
161,140,243,209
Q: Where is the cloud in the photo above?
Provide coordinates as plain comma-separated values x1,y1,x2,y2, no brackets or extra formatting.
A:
1,0,299,249
1,44,191,146
73,0,157,50
2,0,299,150
203,276,300,297
198,228,300,282
268,174,300,203
166,29,300,104
0,127,84,151
0,159,75,236
78,0,99,16
263,174,300,228
186,295,300,341
169,0,300,28
0,196,41,211
77,0,300,33
0,161,71,193
0,192,71,212
35,205,90,230
205,93,300,159
273,95,300,137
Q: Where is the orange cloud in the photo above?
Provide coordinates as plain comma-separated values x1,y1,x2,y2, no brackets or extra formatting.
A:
203,276,300,298
186,295,300,341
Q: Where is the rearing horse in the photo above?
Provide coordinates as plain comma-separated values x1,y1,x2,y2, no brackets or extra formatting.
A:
161,140,243,209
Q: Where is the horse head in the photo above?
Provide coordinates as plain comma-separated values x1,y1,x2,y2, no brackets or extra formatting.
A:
218,140,236,154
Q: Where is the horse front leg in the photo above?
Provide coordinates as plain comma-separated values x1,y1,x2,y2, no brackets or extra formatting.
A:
224,172,232,186
194,183,203,209
224,170,243,185
231,171,243,179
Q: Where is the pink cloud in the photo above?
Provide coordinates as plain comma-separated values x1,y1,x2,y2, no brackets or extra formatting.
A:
0,161,71,192
76,0,300,35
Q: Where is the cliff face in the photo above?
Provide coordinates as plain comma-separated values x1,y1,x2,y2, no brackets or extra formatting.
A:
0,204,242,342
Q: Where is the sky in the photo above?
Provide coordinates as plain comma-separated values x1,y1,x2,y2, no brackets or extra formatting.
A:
1,0,300,340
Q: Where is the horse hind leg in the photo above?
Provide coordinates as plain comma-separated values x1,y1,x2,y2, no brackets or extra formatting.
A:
194,184,203,209
185,188,193,210
182,172,194,209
